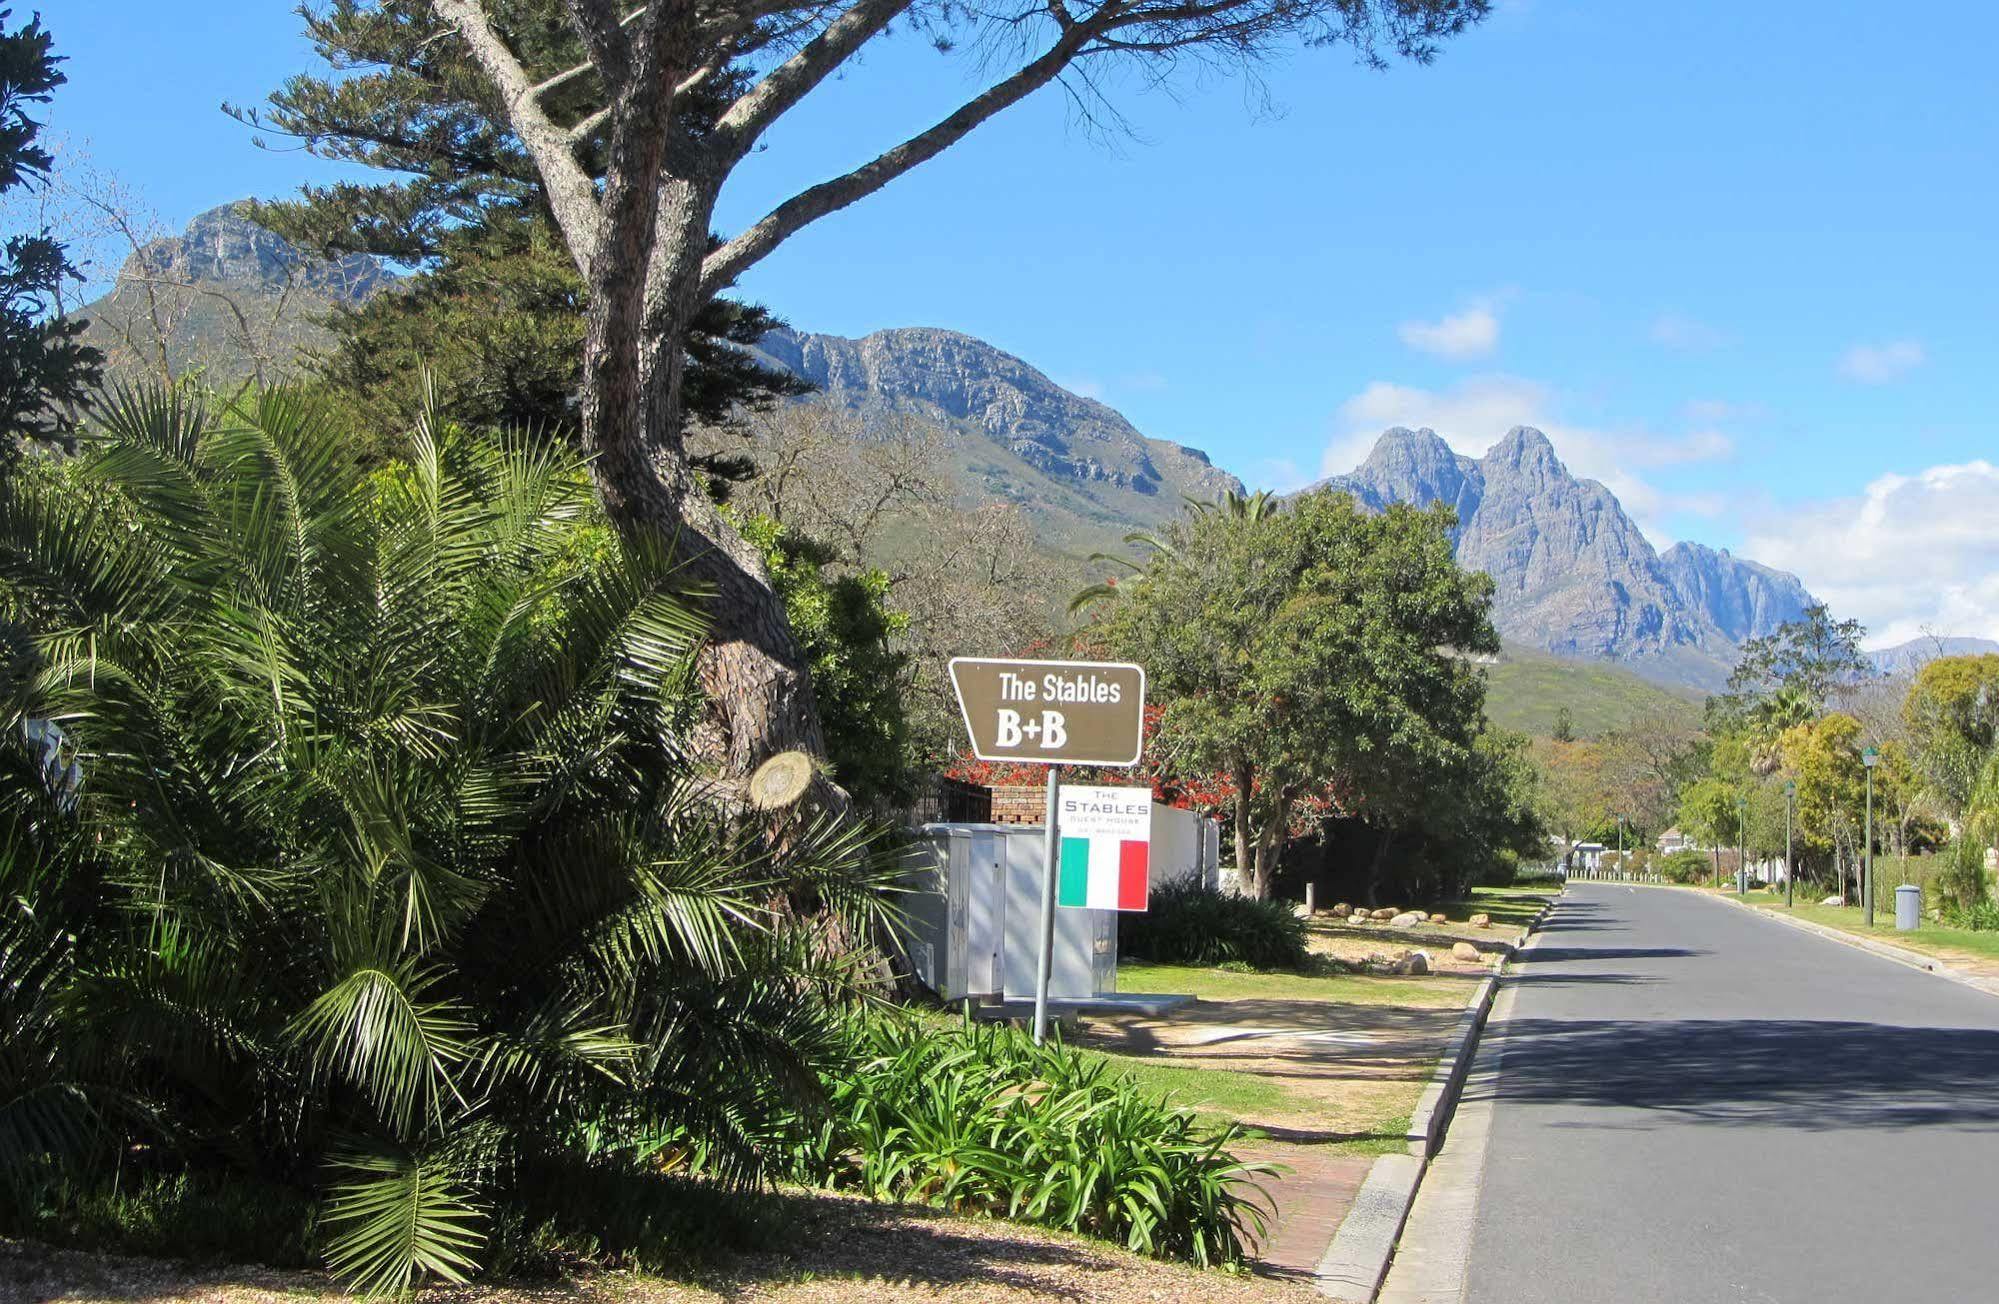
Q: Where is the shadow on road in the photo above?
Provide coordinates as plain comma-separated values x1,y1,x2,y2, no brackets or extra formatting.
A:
1484,1016,1999,1130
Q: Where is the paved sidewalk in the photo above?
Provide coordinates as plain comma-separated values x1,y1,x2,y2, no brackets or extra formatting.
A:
1234,1143,1376,1280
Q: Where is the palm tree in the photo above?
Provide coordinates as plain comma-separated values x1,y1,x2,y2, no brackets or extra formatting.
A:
0,386,897,1292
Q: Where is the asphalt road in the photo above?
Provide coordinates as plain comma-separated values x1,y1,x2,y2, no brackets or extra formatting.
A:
1463,883,1999,1304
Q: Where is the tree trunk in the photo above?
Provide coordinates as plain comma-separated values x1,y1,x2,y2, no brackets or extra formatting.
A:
1232,762,1256,896
579,154,831,787
1364,829,1396,908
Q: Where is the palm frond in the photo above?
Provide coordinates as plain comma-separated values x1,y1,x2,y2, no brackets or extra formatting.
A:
322,1142,486,1294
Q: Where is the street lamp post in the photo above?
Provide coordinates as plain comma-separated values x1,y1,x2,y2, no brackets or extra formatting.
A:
1863,746,1879,927
1737,795,1748,895
1617,813,1626,880
1784,780,1797,909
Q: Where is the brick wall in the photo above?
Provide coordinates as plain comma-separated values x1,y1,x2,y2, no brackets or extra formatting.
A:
989,785,1045,825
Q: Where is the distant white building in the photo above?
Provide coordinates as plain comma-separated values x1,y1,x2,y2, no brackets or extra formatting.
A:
1657,827,1699,854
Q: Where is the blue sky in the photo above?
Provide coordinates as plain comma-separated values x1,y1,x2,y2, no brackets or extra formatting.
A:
41,1,1999,645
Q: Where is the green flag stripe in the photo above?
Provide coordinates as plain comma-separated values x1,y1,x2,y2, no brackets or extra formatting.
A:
1058,837,1091,907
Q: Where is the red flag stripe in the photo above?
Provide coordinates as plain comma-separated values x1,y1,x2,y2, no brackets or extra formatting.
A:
1117,839,1149,911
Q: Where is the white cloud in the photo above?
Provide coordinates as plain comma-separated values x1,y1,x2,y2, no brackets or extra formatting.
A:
1838,339,1926,384
1322,374,1737,542
1650,313,1730,351
1747,460,1999,648
1398,301,1500,359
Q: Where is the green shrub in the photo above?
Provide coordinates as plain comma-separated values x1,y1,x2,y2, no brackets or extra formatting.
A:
786,1016,1272,1267
1935,837,1989,910
0,389,899,1294
0,1169,319,1267
1511,864,1566,885
1119,878,1310,970
1659,850,1711,884
1941,899,1999,932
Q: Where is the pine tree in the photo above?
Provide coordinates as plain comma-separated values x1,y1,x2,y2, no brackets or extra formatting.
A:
0,9,101,467
235,7,805,455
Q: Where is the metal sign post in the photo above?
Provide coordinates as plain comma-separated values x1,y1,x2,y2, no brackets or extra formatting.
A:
1033,767,1061,1044
947,657,1147,1044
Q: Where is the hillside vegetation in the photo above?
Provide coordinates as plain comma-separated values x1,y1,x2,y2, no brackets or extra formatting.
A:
1483,645,1703,739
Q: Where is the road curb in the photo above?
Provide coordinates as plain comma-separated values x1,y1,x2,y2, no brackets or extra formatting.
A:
1314,893,1559,1302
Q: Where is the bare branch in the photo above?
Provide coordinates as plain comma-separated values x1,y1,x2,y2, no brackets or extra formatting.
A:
529,59,600,100
710,0,914,164
701,20,1095,297
431,0,602,269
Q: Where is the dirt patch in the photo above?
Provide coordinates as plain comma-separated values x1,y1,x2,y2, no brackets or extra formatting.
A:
1,1196,1315,1304
1076,995,1460,1139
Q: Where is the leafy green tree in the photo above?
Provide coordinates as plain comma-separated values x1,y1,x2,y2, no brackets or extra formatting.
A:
1532,737,1612,860
1677,776,1741,887
1901,653,1999,817
0,9,100,466
736,512,913,810
238,0,1486,795
1417,727,1548,897
1779,713,1868,899
0,388,896,1292
1718,603,1872,725
1099,491,1496,900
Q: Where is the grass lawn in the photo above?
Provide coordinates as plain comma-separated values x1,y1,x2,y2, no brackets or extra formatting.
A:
1721,889,1999,967
1117,961,1471,1007
1088,1050,1305,1119
1433,885,1556,932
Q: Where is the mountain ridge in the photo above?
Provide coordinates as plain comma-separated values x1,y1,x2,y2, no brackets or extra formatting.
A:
74,205,1842,693
1312,425,1818,690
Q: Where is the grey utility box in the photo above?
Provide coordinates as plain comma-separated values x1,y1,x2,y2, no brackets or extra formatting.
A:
901,808,1219,1005
1895,884,1922,931
902,823,1114,1003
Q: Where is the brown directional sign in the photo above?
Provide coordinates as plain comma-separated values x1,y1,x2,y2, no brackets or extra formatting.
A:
949,657,1146,767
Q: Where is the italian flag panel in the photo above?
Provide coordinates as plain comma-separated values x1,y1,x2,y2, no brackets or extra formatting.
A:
1057,835,1149,911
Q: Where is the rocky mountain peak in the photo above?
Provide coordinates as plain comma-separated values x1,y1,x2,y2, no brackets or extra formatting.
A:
1315,425,1822,690
129,202,386,303
1484,425,1565,477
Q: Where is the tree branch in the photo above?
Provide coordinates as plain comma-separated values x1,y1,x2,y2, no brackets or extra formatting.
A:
700,20,1094,298
709,0,914,164
565,0,638,85
430,0,602,270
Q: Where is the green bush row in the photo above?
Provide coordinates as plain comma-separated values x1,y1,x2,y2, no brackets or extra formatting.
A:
1119,878,1311,970
785,1015,1273,1267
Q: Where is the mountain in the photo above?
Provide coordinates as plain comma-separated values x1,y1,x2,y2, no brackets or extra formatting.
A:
1868,636,1999,677
76,202,386,386
1313,426,1818,691
749,327,1243,557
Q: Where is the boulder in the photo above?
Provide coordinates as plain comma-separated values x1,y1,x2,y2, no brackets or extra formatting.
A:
1820,895,1844,907
1429,913,1449,924
1451,941,1482,962
1370,907,1398,921
1350,911,1372,924
1469,913,1491,928
1389,911,1426,928
1399,950,1432,976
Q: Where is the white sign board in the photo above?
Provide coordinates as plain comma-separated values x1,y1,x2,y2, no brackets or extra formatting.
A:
1056,785,1152,911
